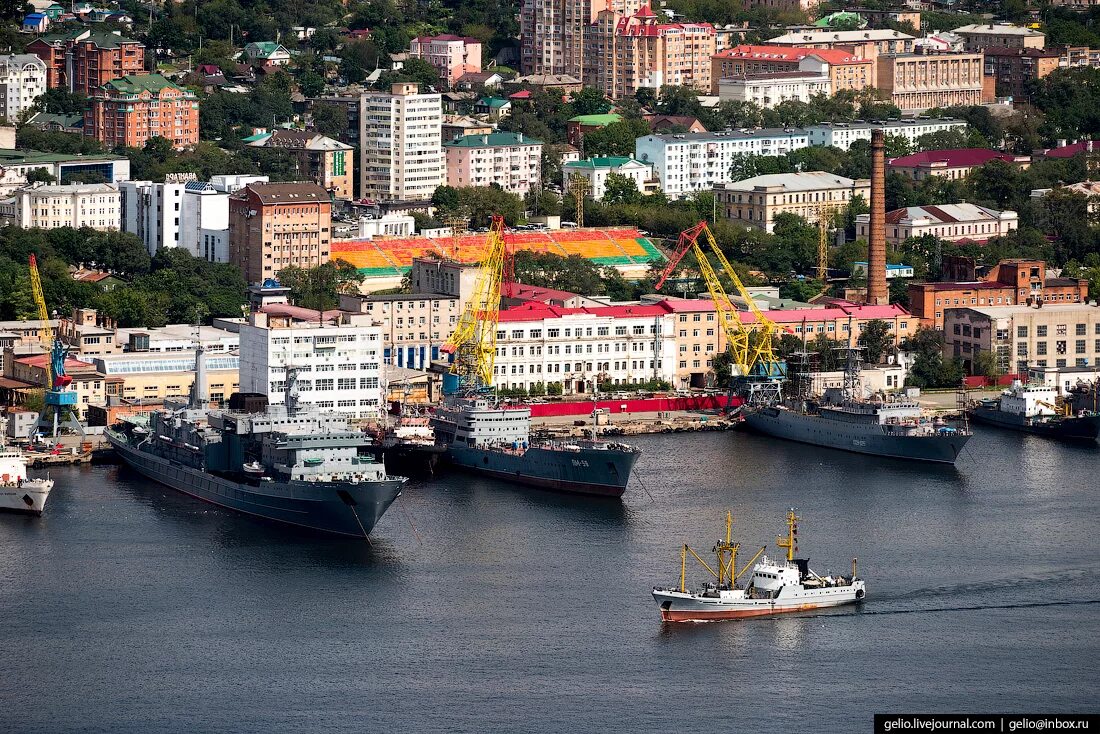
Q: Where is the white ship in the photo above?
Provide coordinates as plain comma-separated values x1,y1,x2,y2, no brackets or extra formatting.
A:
0,442,54,515
653,510,865,622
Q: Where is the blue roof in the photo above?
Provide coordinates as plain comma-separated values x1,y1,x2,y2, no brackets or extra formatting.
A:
854,261,913,269
24,13,47,20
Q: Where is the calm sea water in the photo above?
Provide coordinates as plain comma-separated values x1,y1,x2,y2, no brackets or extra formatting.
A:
1,428,1097,733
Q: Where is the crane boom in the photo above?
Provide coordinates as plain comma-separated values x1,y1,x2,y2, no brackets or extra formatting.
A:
28,255,53,388
444,215,507,392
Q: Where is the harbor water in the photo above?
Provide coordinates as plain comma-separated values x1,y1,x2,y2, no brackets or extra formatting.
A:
1,428,1097,732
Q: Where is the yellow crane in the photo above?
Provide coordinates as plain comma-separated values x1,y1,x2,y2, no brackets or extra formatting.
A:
655,220,783,379
28,255,77,437
443,216,508,393
28,255,53,389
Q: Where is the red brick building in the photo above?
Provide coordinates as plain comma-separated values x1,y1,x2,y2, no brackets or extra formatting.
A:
908,259,1089,329
26,29,145,96
84,74,199,149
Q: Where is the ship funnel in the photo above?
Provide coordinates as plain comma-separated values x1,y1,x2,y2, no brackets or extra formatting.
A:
191,343,208,409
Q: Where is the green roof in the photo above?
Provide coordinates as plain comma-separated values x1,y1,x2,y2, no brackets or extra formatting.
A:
563,156,638,169
246,41,287,57
444,132,542,148
813,11,865,27
102,73,187,95
476,97,509,108
241,131,273,143
568,113,622,126
35,28,141,48
0,149,126,165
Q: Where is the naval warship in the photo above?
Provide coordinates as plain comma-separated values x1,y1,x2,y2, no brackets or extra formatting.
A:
105,349,406,537
740,348,971,464
430,395,639,497
968,381,1100,441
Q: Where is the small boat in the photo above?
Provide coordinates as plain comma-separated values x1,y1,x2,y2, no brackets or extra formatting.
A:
652,510,865,622
303,457,324,467
242,461,265,475
0,443,54,516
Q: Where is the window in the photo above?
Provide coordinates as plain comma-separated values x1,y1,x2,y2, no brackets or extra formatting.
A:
1057,324,1067,336
615,326,627,336
1037,342,1047,355
315,379,334,391
1077,324,1087,336
632,326,645,335
548,328,560,338
1037,325,1047,337
338,378,356,390
1057,340,1067,355
1017,343,1028,356
1076,339,1086,354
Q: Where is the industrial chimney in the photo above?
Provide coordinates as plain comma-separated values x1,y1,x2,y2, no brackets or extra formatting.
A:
866,128,889,306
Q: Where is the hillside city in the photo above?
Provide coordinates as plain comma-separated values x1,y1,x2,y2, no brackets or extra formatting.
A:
0,0,1098,428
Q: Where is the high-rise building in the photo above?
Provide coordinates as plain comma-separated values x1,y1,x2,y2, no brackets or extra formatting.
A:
586,6,715,99
875,52,984,112
26,29,145,95
227,182,332,284
0,54,47,121
519,0,643,77
359,83,444,203
84,74,199,149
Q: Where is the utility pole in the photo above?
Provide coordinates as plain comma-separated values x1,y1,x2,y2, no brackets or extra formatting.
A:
569,172,589,228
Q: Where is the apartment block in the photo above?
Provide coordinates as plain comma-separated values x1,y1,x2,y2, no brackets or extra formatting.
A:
586,6,715,99
227,182,332,284
714,171,870,233
244,129,353,200
360,83,444,203
0,54,47,121
563,156,652,200
519,0,643,77
408,35,482,85
982,47,1062,98
766,28,915,74
805,118,968,151
710,45,871,94
951,23,1045,52
855,203,1018,245
444,132,543,196
26,29,145,95
635,129,810,199
717,68,831,107
876,52,984,111
84,74,199,149
339,292,460,369
7,182,120,230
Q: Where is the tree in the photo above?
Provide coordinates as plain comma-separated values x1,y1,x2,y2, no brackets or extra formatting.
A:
602,172,641,205
431,185,461,213
581,118,649,157
277,260,364,311
298,69,325,97
394,57,440,89
29,88,88,116
570,87,609,116
902,328,964,388
311,102,346,139
25,168,56,184
858,319,893,364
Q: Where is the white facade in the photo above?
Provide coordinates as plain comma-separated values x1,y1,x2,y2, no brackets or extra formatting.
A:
492,308,677,393
635,129,810,199
12,183,120,230
238,311,385,420
562,157,653,201
358,214,416,239
855,203,1019,244
718,71,830,107
0,54,47,122
120,180,186,255
360,83,444,203
805,118,969,151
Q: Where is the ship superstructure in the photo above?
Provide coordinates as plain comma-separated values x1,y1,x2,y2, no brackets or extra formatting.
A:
106,350,406,537
0,442,53,515
969,381,1100,441
653,510,866,622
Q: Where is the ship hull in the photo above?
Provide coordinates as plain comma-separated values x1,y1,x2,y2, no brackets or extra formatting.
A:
969,405,1100,441
743,407,969,463
653,587,863,622
0,479,53,516
106,431,404,537
445,444,639,497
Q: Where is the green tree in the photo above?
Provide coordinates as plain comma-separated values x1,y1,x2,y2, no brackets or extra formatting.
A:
298,69,325,97
602,172,642,205
581,118,649,157
570,87,609,116
902,328,964,388
25,168,56,184
858,319,893,364
277,260,364,311
311,102,347,139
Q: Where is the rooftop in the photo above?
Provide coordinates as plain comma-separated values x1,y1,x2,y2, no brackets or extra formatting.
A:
0,149,126,165
563,156,644,169
719,171,864,191
101,73,188,95
767,28,914,43
231,182,330,204
888,148,1025,168
957,303,1098,318
244,129,353,151
720,70,829,82
443,132,542,148
982,46,1063,58
568,113,622,126
21,182,118,194
642,127,806,143
807,118,964,131
883,203,1012,224
952,23,1044,37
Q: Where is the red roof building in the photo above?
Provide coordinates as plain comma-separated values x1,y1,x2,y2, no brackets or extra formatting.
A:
887,148,1031,181
709,44,871,94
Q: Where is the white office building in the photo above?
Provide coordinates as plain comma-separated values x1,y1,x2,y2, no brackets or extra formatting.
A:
717,71,831,107
805,118,969,151
360,82,444,203
493,303,678,394
6,182,121,230
238,307,385,420
0,54,47,121
635,129,810,199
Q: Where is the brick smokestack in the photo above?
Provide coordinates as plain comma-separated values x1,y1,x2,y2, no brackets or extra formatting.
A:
866,128,889,306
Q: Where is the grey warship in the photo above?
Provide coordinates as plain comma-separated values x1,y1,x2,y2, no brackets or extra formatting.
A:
105,350,406,537
740,349,971,464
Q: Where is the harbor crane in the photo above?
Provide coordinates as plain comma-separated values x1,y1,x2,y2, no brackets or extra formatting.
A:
28,255,78,437
442,215,508,394
655,221,785,386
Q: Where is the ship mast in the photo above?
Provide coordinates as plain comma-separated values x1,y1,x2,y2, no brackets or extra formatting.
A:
776,508,799,562
713,510,740,588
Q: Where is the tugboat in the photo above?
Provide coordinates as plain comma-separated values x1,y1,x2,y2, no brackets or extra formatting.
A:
968,381,1100,441
652,510,865,622
0,440,54,515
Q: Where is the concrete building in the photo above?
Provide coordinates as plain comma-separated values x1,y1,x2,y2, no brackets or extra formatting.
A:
982,47,1063,99
952,23,1045,52
26,28,144,95
518,0,642,78
804,118,968,151
740,303,918,347
710,45,872,95
360,83,444,204
663,298,726,389
587,6,715,99
94,351,239,405
408,35,482,85
0,149,130,196
875,52,985,111
244,130,353,200
563,157,653,201
717,68,831,106
227,182,332,285
888,147,1031,180
908,259,1089,329
4,351,105,420
339,292,460,369
714,171,870,233
765,28,915,74
0,55,48,122
566,113,622,147
855,203,1018,245
357,213,416,239
84,74,199,150
443,132,543,196
635,129,810,199
493,301,678,394
945,302,1100,375
8,182,120,230
238,307,384,420
852,262,915,279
